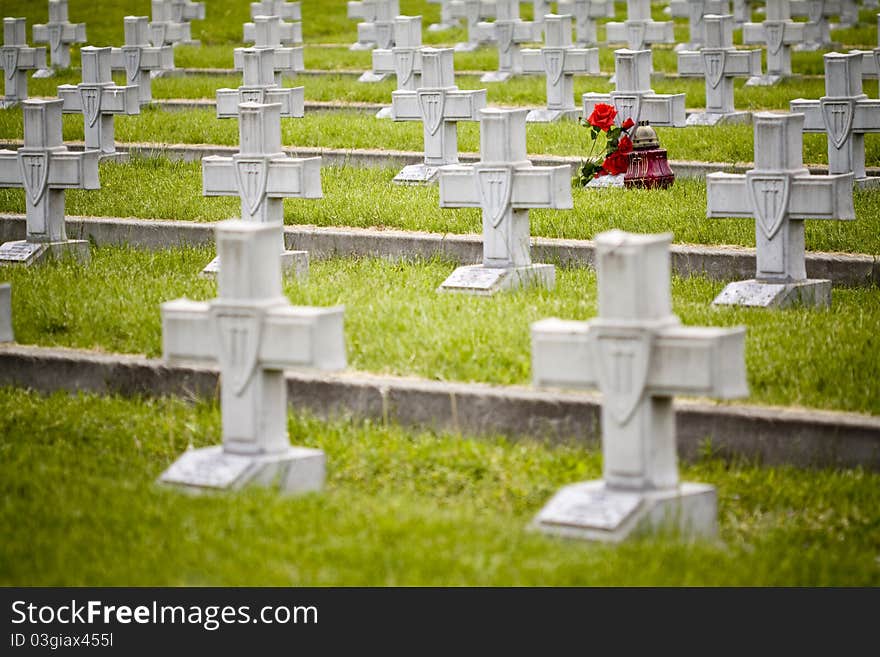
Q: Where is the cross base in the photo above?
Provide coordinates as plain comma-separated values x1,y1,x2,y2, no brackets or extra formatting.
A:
454,42,482,52
428,22,458,32
393,164,442,184
375,106,393,119
438,263,555,296
525,108,580,123
480,71,515,83
32,68,54,79
794,42,836,53
97,152,130,163
585,173,625,189
158,444,325,494
349,41,377,51
358,71,392,83
0,240,90,267
745,74,784,87
200,249,309,279
685,110,752,127
712,278,831,308
0,100,21,110
531,480,717,543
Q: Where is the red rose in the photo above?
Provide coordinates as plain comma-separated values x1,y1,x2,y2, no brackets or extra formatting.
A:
617,135,633,154
602,150,630,176
588,103,617,131
621,117,635,130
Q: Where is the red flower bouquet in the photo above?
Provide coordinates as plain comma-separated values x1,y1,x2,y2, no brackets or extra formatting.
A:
577,103,635,185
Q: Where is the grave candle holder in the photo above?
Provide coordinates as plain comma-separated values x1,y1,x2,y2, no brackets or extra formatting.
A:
624,121,675,189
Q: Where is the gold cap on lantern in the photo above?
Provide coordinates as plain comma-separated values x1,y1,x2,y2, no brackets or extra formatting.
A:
631,121,660,150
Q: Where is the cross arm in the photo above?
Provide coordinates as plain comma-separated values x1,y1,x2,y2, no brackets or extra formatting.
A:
789,99,822,130
265,156,322,199
2,149,101,189
2,46,46,70
531,318,597,389
676,50,703,76
792,98,880,134
161,298,215,364
347,1,368,20
438,164,481,207
216,86,304,118
788,174,855,220
33,23,87,44
390,89,421,121
57,84,141,117
0,151,20,186
858,50,878,77
180,3,206,21
705,173,752,217
443,89,488,121
521,49,544,74
650,326,748,399
372,48,394,73
234,46,303,73
110,46,174,71
260,305,347,371
512,21,541,43
511,165,573,209
252,3,301,21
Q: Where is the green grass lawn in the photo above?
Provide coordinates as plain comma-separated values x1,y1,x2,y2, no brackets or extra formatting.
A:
3,246,879,415
1,158,878,256
0,387,877,586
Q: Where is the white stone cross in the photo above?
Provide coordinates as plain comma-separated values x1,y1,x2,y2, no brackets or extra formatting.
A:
149,0,202,47
218,48,304,119
0,99,99,266
670,0,731,50
347,0,399,51
476,0,542,83
450,0,497,52
0,283,12,342
791,52,880,185
365,14,422,84
606,0,675,50
522,14,600,122
732,0,752,22
706,112,855,307
742,0,806,85
390,48,486,184
109,16,174,105
530,230,748,542
1,18,46,109
557,0,615,47
427,0,460,32
789,0,837,51
678,14,762,125
201,101,321,276
584,49,686,127
239,16,304,85
159,220,346,494
57,47,140,156
31,0,85,72
244,9,303,46
437,108,572,295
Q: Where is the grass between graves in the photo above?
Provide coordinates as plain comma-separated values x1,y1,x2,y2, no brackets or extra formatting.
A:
0,386,877,586
1,158,878,256
3,246,880,416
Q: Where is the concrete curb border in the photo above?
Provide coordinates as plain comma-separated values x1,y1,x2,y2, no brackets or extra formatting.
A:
1,344,877,470
1,215,876,287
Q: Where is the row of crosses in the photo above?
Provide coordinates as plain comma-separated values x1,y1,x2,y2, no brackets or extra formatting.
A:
244,0,302,46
